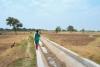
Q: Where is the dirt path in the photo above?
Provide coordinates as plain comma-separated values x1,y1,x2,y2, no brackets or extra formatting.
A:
21,41,32,67
0,36,36,67
26,42,32,58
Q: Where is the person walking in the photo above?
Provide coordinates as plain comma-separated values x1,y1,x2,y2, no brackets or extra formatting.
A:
34,30,40,50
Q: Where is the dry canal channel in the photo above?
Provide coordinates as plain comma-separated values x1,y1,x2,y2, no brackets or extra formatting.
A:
40,41,65,67
36,36,100,67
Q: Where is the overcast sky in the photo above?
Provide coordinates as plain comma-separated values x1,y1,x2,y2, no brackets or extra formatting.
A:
0,0,100,30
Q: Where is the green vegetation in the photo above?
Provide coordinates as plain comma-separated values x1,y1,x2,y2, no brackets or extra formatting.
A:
80,29,85,32
6,17,23,34
8,33,36,67
55,25,77,33
28,33,36,67
55,26,61,33
67,25,77,32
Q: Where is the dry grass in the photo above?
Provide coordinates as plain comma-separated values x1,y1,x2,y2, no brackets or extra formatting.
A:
0,40,28,67
0,32,29,54
43,32,100,64
7,35,36,67
0,32,30,67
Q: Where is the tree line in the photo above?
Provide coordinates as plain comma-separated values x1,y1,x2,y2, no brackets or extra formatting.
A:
0,28,36,31
55,26,99,33
0,17,99,33
55,26,81,33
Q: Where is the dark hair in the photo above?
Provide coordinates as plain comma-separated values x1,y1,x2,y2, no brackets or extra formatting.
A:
36,30,39,33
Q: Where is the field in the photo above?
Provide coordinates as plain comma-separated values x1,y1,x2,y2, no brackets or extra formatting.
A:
0,32,29,54
0,32,36,67
43,32,100,64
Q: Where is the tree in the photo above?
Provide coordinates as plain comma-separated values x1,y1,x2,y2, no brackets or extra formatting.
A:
80,29,85,32
0,28,4,31
62,29,66,32
55,26,61,33
67,25,76,32
6,17,23,34
16,23,23,30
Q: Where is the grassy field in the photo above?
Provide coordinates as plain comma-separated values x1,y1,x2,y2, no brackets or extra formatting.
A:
43,32,100,64
0,32,36,67
0,32,29,54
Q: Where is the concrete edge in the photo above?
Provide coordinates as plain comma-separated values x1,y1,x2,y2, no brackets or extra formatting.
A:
40,41,49,67
36,49,45,67
35,41,49,67
39,47,49,67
